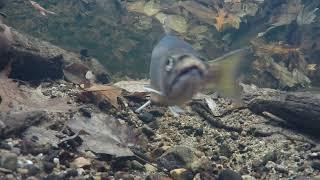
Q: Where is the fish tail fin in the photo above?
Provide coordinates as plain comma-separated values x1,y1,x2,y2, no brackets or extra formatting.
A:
204,46,253,101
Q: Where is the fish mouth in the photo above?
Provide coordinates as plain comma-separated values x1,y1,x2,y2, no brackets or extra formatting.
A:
170,65,204,88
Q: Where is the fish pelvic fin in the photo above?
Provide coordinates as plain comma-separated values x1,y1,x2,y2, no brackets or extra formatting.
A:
204,46,253,101
169,106,185,117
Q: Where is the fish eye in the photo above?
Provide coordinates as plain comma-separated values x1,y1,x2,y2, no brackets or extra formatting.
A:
165,56,174,72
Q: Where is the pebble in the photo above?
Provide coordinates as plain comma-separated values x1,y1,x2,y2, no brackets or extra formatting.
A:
5,174,16,180
0,151,18,171
265,161,276,170
148,108,165,117
145,164,157,174
17,168,29,175
0,142,12,150
157,145,200,171
71,157,91,168
311,145,320,152
241,175,256,180
43,161,55,174
146,174,172,180
79,107,92,118
262,151,278,164
26,176,40,180
77,168,85,176
193,173,201,180
65,169,78,178
130,160,145,171
311,161,320,170
26,165,40,176
218,169,242,180
169,168,193,180
138,112,155,123
274,164,288,173
193,128,203,137
219,143,233,158
142,124,155,137
310,152,320,158
45,174,64,180
53,158,60,165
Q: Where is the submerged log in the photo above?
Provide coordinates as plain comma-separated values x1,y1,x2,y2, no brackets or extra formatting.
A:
241,84,320,137
0,24,111,83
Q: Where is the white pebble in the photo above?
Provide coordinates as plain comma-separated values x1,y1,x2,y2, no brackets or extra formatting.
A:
53,158,60,165
25,159,33,165
77,168,85,175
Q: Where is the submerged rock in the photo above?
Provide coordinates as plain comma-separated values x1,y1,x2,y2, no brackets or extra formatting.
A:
0,150,17,171
157,145,203,171
169,168,193,180
218,169,242,180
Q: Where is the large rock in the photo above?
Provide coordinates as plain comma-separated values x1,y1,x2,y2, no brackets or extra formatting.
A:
157,145,205,171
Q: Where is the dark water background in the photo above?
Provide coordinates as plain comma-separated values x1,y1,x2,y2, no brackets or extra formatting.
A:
4,0,320,90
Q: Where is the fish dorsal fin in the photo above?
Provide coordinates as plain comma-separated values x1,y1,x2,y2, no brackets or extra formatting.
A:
204,47,253,101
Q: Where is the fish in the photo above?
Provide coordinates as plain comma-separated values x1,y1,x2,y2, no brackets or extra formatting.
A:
135,33,251,116
29,0,56,16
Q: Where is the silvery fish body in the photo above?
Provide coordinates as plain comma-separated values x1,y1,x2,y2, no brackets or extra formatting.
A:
149,34,209,106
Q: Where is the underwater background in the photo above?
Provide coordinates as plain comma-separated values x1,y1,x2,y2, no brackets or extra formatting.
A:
1,1,320,180
5,0,320,90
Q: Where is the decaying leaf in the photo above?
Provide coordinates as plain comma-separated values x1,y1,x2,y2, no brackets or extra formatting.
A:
68,113,138,157
214,8,241,31
0,111,47,138
259,57,311,89
179,1,217,24
113,80,151,102
269,0,302,27
193,93,221,116
259,0,319,37
63,63,91,86
250,39,300,57
84,84,123,109
23,126,60,148
113,80,149,93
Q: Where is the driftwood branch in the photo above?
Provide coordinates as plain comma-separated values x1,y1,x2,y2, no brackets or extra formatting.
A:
241,84,320,137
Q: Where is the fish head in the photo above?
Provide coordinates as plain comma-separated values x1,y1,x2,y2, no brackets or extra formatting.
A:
158,52,209,105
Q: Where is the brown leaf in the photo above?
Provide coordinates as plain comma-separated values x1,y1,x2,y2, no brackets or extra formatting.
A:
251,39,300,57
84,84,123,109
214,8,241,31
63,63,91,86
67,113,138,157
269,0,302,27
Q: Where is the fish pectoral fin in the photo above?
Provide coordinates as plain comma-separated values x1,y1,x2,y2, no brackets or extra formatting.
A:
169,106,185,118
143,86,164,96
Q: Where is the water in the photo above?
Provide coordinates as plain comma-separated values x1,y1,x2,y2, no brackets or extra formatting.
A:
4,0,320,90
2,1,320,179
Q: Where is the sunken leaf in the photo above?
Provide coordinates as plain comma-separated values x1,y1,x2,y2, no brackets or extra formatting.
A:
214,9,241,31
84,84,123,108
68,113,136,157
